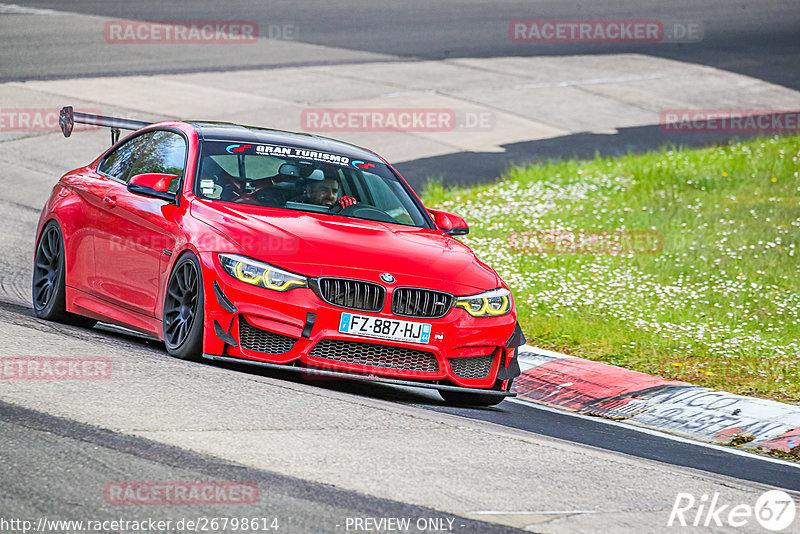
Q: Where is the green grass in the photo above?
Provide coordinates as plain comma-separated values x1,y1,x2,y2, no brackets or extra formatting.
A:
422,136,800,402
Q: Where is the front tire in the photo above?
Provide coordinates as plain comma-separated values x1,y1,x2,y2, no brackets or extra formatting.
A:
163,253,204,360
32,221,96,328
438,389,507,407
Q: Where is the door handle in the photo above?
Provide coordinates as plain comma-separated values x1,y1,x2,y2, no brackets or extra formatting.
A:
103,195,117,208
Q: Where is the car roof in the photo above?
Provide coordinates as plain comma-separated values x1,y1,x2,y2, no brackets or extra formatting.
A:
189,122,384,163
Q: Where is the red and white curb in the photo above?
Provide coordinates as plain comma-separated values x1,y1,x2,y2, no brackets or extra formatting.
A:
515,346,800,454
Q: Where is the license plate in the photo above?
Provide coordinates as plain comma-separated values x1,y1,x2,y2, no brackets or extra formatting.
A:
338,313,431,344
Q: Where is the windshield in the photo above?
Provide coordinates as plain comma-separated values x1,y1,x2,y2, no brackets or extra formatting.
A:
195,140,430,228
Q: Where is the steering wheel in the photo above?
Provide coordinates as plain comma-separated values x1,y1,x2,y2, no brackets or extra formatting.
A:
331,203,398,224
228,171,303,204
328,198,351,214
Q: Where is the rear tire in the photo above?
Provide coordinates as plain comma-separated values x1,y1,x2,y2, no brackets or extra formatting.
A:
32,221,97,328
163,253,204,361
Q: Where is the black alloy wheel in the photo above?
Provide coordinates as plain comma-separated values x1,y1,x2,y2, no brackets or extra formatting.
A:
163,253,204,360
32,223,62,314
32,221,96,327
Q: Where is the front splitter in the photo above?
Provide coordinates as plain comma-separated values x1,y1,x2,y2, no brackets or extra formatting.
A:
202,353,516,397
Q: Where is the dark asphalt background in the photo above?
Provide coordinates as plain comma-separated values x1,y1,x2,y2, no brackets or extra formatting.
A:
5,0,800,90
4,1,800,187
0,398,524,534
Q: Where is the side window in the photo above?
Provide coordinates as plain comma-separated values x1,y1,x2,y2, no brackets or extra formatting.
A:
361,172,415,225
128,130,188,193
97,133,153,182
338,168,364,200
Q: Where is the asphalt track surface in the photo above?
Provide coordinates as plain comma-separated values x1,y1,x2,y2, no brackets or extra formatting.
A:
4,0,800,91
0,398,520,534
1,298,797,495
2,1,800,531
220,364,800,493
4,0,799,187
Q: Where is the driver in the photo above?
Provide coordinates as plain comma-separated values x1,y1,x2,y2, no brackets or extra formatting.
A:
301,178,357,209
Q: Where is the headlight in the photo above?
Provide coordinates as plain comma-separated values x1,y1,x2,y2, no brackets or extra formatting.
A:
455,288,511,317
218,254,307,292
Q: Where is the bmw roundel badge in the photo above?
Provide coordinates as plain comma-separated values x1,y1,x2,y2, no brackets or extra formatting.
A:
380,273,395,284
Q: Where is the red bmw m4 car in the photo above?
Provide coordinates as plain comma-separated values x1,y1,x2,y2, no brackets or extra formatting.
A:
33,108,524,406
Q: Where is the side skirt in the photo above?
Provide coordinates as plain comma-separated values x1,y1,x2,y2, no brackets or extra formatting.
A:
66,286,162,338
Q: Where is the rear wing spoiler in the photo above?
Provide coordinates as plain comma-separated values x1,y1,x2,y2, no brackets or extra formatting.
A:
59,106,151,145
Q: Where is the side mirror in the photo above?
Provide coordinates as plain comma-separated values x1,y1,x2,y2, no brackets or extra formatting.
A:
428,208,469,236
127,173,178,202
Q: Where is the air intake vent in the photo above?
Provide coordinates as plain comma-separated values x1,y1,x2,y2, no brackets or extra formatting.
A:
239,319,297,354
449,354,494,379
310,339,439,373
392,288,453,318
317,278,384,312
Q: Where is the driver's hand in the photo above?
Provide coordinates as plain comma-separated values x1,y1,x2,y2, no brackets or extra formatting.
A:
337,196,357,209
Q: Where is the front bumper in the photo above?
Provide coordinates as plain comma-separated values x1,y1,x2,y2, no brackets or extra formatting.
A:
200,253,523,392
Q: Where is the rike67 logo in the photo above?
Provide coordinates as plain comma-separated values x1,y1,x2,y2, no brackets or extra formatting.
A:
668,490,796,531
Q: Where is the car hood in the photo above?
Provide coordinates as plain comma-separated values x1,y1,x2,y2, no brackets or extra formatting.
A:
190,200,500,294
